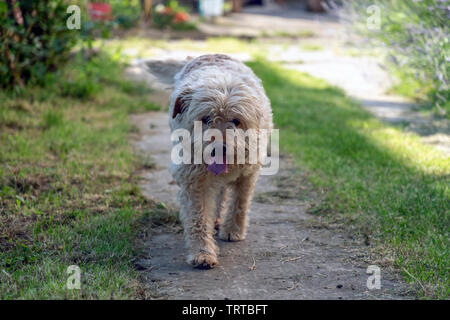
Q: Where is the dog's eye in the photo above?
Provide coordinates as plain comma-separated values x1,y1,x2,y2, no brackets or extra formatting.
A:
202,116,211,125
232,118,240,126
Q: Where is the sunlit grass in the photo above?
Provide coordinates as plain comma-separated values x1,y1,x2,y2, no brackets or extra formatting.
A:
101,36,321,60
101,36,264,57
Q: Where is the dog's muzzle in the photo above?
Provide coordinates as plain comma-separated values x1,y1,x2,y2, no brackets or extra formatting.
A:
207,144,227,175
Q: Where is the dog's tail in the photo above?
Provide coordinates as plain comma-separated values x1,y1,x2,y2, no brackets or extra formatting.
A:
143,59,188,86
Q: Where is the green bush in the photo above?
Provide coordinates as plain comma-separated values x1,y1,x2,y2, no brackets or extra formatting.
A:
343,0,449,117
111,0,141,29
0,0,79,92
59,70,101,99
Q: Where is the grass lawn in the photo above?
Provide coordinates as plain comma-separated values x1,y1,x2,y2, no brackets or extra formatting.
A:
0,52,161,299
248,60,449,299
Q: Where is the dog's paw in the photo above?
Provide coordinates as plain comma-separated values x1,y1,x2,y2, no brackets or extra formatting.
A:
218,229,245,242
188,252,218,269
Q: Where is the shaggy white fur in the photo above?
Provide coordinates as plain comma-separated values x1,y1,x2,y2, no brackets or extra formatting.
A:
169,54,273,268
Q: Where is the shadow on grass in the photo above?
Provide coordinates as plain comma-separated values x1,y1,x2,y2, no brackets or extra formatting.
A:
247,60,449,298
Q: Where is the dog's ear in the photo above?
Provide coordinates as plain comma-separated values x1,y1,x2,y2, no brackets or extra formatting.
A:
172,90,192,119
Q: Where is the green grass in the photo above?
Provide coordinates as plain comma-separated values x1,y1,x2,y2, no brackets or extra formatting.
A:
300,43,323,52
0,52,161,299
102,36,265,59
248,60,449,299
389,68,429,101
388,67,450,118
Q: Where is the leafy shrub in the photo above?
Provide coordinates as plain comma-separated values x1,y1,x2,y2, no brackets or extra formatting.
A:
111,0,141,29
342,0,449,117
0,0,79,92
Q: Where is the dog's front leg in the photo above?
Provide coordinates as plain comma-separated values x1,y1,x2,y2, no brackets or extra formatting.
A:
214,186,230,230
219,171,259,241
179,183,219,269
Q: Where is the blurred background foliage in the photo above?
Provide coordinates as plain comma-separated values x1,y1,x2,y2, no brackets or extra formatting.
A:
152,0,196,30
0,0,199,93
0,0,78,91
343,0,449,117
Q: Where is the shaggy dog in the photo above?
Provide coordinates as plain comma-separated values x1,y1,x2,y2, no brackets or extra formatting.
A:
169,54,273,268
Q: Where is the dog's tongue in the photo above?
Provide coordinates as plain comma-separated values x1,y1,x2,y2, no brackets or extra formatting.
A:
207,156,227,175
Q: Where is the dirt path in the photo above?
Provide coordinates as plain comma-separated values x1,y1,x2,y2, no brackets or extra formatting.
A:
131,110,413,299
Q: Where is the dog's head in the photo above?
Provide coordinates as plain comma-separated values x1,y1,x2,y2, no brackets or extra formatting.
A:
170,62,272,174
